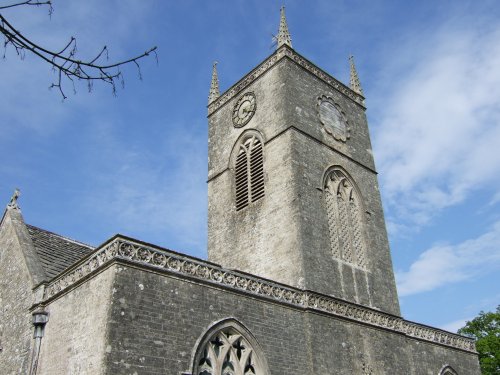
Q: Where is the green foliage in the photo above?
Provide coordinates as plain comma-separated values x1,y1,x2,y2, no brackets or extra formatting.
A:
458,306,500,375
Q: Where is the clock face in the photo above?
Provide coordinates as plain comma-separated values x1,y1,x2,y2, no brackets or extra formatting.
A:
232,92,256,127
317,96,350,142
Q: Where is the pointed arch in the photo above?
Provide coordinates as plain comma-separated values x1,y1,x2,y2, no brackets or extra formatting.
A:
439,365,458,375
323,166,367,268
231,130,265,211
192,319,270,375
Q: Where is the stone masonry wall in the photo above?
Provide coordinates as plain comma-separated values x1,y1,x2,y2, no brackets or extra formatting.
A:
36,266,115,375
0,213,35,375
104,264,480,374
306,312,480,374
105,264,311,374
280,59,400,315
288,128,400,314
208,129,306,289
208,59,310,289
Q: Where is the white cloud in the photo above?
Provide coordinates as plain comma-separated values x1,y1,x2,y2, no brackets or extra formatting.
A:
396,221,500,296
490,191,500,206
373,21,500,229
81,122,208,254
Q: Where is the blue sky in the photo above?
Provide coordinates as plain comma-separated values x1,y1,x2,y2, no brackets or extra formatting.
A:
1,0,499,332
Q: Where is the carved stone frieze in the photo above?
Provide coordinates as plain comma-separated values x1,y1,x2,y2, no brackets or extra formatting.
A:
42,237,476,354
207,45,365,116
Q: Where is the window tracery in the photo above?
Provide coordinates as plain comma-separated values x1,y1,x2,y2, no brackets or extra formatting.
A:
235,135,264,211
324,168,366,268
194,324,267,375
440,365,458,375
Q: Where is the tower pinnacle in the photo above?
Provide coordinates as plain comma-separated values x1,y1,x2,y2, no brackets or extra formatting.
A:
208,61,220,105
276,6,292,49
7,188,20,210
349,55,364,96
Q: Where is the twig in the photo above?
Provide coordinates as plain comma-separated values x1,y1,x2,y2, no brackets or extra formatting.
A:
0,3,157,98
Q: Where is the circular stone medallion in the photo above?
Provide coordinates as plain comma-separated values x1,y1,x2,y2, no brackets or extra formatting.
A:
317,96,350,142
232,92,256,128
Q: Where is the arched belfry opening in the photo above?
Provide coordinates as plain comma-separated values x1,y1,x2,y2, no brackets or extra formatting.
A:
232,131,265,211
192,319,269,375
323,167,367,268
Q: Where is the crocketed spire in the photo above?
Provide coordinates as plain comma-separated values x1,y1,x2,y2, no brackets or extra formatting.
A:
208,61,220,104
276,6,292,48
349,55,364,96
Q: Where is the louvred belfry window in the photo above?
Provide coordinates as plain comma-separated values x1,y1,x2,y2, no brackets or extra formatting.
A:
235,136,264,211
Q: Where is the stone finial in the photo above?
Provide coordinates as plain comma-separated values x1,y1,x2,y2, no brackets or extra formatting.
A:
349,55,364,96
208,61,220,105
7,188,20,210
276,6,292,49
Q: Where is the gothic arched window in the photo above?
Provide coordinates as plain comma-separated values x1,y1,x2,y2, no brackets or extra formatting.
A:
235,135,264,211
440,365,458,375
193,320,269,375
324,168,366,268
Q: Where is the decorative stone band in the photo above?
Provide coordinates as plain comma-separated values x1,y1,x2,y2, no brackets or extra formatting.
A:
43,237,476,354
207,45,365,116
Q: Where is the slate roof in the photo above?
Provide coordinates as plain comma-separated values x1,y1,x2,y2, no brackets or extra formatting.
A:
26,224,95,280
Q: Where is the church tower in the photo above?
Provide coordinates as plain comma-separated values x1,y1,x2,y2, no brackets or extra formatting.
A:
207,8,400,316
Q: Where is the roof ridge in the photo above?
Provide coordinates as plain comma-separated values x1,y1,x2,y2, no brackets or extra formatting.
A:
26,224,95,249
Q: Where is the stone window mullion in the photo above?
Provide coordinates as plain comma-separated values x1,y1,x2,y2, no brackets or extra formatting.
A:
326,188,341,259
349,198,365,267
194,326,265,375
324,169,367,269
338,194,352,263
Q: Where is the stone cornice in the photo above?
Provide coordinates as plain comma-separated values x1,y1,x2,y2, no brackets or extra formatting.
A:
42,236,476,354
207,45,365,117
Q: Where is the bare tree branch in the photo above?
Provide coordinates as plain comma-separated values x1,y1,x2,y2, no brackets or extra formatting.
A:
0,1,157,98
0,0,51,11
0,0,53,17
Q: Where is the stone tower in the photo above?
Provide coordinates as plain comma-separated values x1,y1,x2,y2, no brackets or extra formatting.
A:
207,9,400,316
